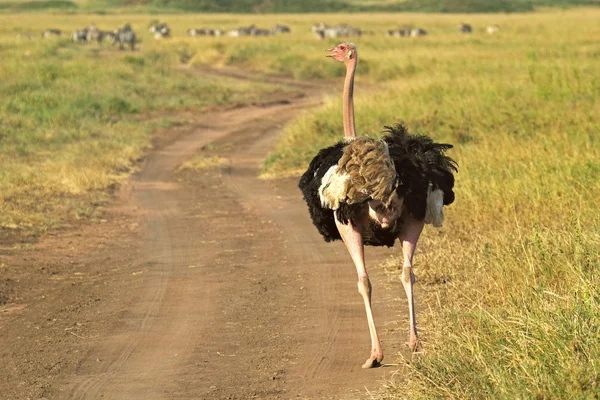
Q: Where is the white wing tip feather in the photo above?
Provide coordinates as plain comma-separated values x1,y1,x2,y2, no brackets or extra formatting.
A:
318,165,350,210
424,187,444,227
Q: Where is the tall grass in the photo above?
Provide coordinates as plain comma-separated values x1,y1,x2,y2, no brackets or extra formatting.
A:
263,9,600,399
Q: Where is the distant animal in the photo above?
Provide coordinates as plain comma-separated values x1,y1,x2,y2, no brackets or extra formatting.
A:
271,24,291,34
114,24,136,51
150,23,170,39
313,29,326,40
84,24,110,44
312,23,362,40
410,28,428,37
188,28,223,37
227,29,242,37
188,28,211,36
387,28,411,37
299,42,456,368
72,29,88,43
227,24,254,37
311,22,327,34
486,24,500,34
42,29,62,38
387,27,427,38
103,31,116,43
251,27,272,37
226,24,272,37
459,23,472,33
86,23,100,43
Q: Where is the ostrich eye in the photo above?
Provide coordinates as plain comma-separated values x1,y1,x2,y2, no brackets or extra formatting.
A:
340,46,345,50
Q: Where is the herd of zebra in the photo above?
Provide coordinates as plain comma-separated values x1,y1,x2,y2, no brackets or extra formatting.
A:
38,21,500,50
39,22,292,49
42,23,137,50
71,23,136,50
313,22,500,39
189,23,291,37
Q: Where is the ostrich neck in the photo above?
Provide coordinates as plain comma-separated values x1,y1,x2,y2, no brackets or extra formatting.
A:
342,55,357,141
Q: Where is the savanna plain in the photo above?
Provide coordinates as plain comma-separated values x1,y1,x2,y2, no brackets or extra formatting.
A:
0,8,599,400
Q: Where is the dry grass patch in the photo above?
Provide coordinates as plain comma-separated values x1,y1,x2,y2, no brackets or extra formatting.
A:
178,156,228,171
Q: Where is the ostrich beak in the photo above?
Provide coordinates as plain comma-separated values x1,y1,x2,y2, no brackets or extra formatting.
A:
326,47,338,58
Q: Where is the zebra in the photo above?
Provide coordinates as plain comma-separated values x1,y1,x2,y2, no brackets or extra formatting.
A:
114,24,136,51
312,23,362,40
311,23,327,34
72,29,88,43
271,24,291,34
86,24,100,43
227,25,259,37
387,27,411,37
188,28,208,36
188,28,221,37
410,28,428,37
150,23,170,39
459,23,472,33
251,27,272,36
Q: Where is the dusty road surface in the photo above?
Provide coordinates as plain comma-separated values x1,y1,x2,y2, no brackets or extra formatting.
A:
0,69,413,399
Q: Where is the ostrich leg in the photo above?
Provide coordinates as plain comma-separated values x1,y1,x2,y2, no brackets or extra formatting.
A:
398,217,425,351
335,215,383,368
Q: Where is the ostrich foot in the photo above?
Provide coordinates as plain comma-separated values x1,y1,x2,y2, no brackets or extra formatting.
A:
362,353,383,369
409,336,421,352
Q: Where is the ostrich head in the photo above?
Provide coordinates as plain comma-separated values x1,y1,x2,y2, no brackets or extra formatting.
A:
327,42,357,64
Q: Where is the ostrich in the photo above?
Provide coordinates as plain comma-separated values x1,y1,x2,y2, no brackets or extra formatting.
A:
298,43,456,368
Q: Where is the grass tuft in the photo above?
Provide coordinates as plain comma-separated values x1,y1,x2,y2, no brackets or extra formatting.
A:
178,156,227,171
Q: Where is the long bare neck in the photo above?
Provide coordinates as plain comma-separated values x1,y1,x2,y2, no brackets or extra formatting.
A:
342,54,357,141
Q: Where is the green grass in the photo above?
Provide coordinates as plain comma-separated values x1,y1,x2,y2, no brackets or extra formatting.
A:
0,16,287,235
262,9,600,399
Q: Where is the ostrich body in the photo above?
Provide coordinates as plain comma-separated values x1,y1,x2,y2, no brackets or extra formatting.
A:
298,43,456,368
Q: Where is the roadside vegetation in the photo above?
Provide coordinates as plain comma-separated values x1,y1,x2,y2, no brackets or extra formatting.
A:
0,14,287,236
263,9,600,399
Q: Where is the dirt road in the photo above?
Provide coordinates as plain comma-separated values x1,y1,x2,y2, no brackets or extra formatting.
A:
0,69,410,399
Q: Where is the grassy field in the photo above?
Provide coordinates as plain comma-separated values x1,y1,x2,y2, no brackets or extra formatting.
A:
0,14,292,236
2,11,529,237
1,8,599,399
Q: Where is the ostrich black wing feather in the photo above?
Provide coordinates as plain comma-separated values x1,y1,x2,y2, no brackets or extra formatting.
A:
383,123,457,220
298,142,345,242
